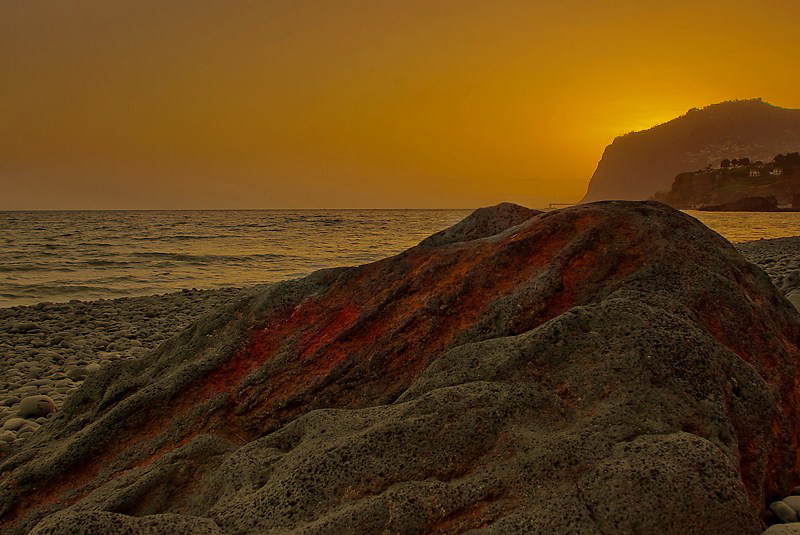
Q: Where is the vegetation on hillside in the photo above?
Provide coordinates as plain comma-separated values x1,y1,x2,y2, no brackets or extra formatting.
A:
653,152,800,209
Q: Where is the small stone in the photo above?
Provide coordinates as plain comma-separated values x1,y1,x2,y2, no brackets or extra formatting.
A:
786,290,800,312
2,418,30,431
763,525,800,534
84,363,102,373
0,431,16,443
770,501,799,523
783,495,800,513
11,322,39,333
29,379,53,387
16,395,56,419
0,397,20,407
66,367,87,381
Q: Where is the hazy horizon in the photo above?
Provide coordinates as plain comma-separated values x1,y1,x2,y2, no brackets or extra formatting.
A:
2,0,799,210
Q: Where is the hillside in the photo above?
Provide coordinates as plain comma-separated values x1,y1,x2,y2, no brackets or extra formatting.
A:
654,153,800,209
580,99,800,203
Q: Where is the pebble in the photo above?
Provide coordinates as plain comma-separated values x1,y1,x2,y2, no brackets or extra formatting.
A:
783,496,800,514
66,368,87,381
764,525,800,534
771,501,799,523
10,322,39,333
16,395,56,419
0,287,246,454
2,418,30,432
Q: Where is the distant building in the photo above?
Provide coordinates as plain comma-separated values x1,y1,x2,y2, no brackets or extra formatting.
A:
750,170,761,177
771,168,784,176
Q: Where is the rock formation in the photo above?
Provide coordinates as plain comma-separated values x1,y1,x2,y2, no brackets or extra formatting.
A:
700,196,780,212
654,157,800,210
581,99,800,203
2,201,800,534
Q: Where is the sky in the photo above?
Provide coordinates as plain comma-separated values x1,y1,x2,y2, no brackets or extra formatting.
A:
1,0,799,210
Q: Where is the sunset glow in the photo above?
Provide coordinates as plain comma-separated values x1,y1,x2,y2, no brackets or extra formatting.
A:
2,0,799,209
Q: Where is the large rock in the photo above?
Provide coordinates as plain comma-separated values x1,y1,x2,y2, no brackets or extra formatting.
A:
418,202,541,247
2,201,800,535
580,99,800,203
699,196,779,212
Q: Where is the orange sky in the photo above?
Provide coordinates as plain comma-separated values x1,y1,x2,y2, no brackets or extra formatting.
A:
1,0,799,209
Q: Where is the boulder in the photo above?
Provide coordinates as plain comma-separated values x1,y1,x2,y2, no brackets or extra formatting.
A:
699,196,779,212
418,202,541,247
1,201,799,535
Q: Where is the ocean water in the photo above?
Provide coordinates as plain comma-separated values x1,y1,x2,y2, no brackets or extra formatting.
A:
0,210,470,308
2,208,800,308
684,210,800,243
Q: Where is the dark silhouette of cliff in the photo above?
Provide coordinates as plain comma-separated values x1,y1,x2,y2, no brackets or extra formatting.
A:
654,153,800,209
581,99,800,203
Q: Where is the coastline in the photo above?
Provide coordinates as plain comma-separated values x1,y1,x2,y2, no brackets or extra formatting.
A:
2,202,799,534
2,236,800,452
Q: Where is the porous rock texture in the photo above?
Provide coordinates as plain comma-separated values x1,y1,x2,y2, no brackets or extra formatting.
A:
418,202,542,247
2,201,800,535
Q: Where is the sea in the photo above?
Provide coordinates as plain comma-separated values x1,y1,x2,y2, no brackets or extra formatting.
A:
2,208,800,308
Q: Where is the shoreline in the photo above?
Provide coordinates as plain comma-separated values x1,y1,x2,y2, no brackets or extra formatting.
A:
2,203,800,533
0,286,251,451
1,235,796,312
2,235,800,452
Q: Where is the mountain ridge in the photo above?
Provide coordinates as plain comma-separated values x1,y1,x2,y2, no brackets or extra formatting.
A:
580,99,800,203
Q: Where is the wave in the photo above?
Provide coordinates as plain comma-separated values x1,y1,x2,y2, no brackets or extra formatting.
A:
130,252,285,263
84,259,140,266
0,283,139,296
0,265,75,273
0,209,472,307
281,217,345,225
133,235,221,241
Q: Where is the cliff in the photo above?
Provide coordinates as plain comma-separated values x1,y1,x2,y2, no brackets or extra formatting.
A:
654,156,800,209
2,202,800,535
580,99,800,203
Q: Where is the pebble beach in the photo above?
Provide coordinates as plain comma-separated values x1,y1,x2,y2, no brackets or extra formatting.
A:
2,237,799,453
2,208,800,534
3,234,800,534
0,287,248,453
